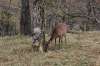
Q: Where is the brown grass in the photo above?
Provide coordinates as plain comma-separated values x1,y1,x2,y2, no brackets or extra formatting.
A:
0,31,100,66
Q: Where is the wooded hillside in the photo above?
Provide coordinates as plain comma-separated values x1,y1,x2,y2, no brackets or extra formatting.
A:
0,0,100,36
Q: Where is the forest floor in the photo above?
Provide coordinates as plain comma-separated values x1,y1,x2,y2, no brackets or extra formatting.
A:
0,31,100,66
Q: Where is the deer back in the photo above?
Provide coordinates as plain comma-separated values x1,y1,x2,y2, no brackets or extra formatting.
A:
52,23,68,37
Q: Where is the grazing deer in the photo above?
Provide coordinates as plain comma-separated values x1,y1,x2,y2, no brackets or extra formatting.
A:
43,22,69,52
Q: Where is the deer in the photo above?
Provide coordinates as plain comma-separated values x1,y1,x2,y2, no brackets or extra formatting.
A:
43,22,69,52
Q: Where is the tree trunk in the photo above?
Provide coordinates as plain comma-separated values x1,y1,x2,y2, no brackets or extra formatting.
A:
20,0,31,35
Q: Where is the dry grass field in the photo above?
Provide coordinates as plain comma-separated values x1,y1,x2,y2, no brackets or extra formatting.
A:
0,31,100,66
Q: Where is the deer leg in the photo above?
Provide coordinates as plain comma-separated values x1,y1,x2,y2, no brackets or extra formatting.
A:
64,35,67,44
55,38,57,49
60,37,63,49
58,37,61,49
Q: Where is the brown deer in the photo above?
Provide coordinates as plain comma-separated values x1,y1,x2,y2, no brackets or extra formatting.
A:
43,22,69,52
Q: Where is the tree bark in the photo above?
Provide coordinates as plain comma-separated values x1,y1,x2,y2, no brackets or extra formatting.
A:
20,0,31,35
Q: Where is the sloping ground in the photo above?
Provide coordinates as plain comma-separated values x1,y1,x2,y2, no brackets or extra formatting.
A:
0,31,100,66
